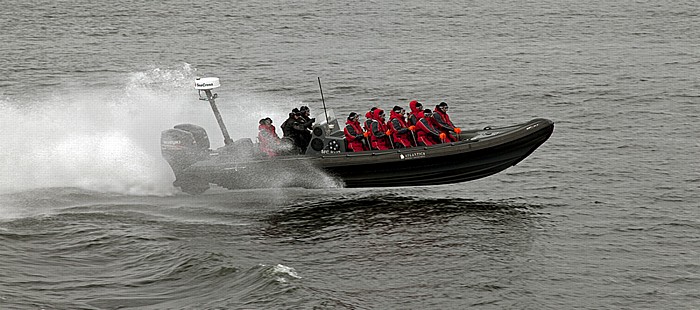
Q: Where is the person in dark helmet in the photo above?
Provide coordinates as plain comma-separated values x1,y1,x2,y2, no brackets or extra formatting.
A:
361,107,378,150
299,106,314,127
281,108,300,137
388,105,413,148
367,108,392,150
415,109,442,146
258,117,281,157
407,100,424,126
431,102,461,142
363,106,378,133
344,112,369,152
298,106,315,149
281,109,308,154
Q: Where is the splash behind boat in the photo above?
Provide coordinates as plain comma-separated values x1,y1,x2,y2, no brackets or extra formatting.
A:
161,78,554,194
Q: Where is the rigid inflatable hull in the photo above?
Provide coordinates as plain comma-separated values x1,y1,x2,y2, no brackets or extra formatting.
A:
316,118,553,187
179,118,554,189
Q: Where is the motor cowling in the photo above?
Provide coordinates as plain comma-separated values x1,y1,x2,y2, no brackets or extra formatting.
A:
174,123,210,150
161,124,210,171
161,124,212,194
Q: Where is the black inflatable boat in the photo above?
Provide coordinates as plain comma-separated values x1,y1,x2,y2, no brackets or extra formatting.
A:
161,78,554,194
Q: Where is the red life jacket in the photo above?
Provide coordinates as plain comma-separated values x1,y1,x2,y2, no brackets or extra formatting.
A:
407,100,424,126
389,110,413,147
415,117,440,146
432,108,457,142
368,109,391,150
344,119,368,152
363,111,374,133
258,124,280,156
432,108,455,129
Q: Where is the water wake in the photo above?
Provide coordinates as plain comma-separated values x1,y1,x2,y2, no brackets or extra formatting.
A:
0,63,319,195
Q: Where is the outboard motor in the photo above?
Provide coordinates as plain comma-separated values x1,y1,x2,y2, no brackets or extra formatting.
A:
161,124,211,194
161,124,209,168
173,124,210,150
160,77,228,194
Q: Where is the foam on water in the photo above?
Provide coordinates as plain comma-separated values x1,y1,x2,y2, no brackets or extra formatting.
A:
268,264,302,283
0,63,326,196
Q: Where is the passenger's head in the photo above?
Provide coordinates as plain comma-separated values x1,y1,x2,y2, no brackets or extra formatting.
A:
436,102,448,112
373,108,385,120
291,108,301,118
347,112,359,121
265,117,273,124
259,118,267,125
423,109,433,117
366,107,378,119
392,105,405,115
409,100,423,112
300,106,310,116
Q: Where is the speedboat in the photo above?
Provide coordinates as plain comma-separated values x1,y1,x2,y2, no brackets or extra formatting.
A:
161,78,554,194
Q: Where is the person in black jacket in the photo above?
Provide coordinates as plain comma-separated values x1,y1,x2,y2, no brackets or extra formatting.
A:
298,106,315,149
299,106,315,129
281,109,309,154
431,102,460,142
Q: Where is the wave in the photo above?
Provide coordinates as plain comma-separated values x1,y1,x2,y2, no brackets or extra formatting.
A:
0,205,310,309
264,193,544,241
0,239,304,308
0,189,548,309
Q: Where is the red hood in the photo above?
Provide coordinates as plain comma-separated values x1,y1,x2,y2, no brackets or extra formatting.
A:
389,110,404,120
372,108,385,121
409,100,422,113
259,124,276,131
409,100,424,119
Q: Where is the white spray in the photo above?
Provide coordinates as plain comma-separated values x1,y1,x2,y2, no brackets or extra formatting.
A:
0,64,323,195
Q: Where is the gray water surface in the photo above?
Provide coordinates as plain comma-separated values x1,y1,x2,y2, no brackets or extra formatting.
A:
0,0,698,309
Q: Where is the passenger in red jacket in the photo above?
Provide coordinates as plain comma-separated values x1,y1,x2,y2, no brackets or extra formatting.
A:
367,108,392,150
363,107,377,133
431,102,460,142
388,106,414,148
362,107,378,150
258,117,281,156
407,100,424,126
344,112,369,152
415,109,442,146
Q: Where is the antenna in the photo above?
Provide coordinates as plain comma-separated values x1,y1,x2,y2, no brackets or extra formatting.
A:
317,77,330,126
195,77,233,145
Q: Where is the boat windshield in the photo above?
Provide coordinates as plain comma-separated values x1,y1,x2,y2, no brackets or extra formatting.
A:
315,109,341,134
